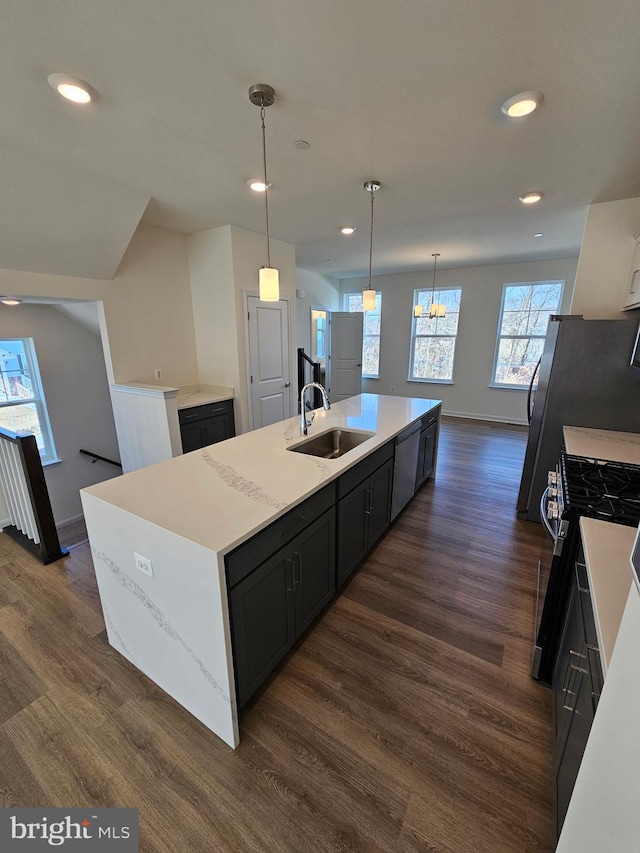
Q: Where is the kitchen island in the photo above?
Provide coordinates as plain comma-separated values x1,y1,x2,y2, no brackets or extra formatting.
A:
81,394,441,748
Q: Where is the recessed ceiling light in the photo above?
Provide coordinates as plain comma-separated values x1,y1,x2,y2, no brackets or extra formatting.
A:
2,297,22,306
340,226,356,235
293,140,310,150
501,91,544,118
247,179,272,192
534,232,544,238
519,191,544,205
48,73,97,104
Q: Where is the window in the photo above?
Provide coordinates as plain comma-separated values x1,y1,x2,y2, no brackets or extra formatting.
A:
492,281,564,388
0,338,57,462
343,292,382,378
409,287,462,382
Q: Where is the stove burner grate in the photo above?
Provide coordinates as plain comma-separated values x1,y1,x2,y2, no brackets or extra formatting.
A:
561,453,640,525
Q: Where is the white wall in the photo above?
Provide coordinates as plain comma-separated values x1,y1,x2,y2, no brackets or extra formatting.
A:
571,197,640,318
0,303,120,524
295,269,341,356
341,257,578,424
0,223,199,388
187,225,297,434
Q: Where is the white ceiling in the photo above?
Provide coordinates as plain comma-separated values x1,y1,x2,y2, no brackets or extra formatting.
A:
2,0,640,280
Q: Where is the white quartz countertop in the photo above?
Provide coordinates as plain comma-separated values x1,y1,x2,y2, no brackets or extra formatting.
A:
176,384,234,409
564,426,640,464
579,517,634,676
83,394,441,556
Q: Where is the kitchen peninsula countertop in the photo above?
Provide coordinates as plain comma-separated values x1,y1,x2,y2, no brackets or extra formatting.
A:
83,393,441,557
176,384,234,410
579,517,634,676
564,426,640,464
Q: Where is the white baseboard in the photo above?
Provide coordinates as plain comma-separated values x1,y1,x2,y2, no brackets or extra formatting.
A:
442,409,528,426
56,513,85,530
0,516,10,529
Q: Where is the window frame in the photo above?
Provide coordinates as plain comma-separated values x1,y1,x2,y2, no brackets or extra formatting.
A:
491,280,564,390
0,337,58,463
342,291,382,379
408,285,462,384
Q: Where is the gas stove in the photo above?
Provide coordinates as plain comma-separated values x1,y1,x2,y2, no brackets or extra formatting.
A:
559,453,640,526
534,451,640,685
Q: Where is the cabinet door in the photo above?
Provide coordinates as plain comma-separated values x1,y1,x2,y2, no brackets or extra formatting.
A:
416,423,438,488
180,420,208,454
293,508,336,634
368,458,393,548
553,581,585,744
204,414,232,446
230,545,296,708
421,422,437,481
337,480,369,587
416,430,427,489
555,660,593,838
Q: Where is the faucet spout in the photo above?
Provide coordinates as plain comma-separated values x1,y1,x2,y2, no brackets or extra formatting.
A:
300,382,330,435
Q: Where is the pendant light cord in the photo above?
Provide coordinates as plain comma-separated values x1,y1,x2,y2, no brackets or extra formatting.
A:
368,188,375,290
260,102,271,268
432,253,437,304
430,252,441,313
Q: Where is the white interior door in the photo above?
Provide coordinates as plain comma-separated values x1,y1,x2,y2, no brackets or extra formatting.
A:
247,295,292,429
327,312,364,402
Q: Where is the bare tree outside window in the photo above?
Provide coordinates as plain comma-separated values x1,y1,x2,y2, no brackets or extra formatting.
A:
492,282,564,387
344,292,382,378
409,287,461,381
0,338,57,461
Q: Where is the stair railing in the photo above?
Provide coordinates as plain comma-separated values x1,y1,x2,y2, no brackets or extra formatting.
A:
0,427,66,563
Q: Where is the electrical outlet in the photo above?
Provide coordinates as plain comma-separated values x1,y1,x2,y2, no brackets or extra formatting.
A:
390,386,395,393
154,368,163,380
134,552,154,578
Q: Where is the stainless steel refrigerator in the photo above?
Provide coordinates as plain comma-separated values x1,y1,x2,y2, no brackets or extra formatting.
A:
517,315,640,521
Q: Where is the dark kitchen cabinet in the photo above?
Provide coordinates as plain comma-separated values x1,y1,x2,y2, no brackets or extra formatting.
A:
552,549,602,839
179,399,235,453
337,451,393,588
228,503,335,707
416,409,440,489
229,544,296,708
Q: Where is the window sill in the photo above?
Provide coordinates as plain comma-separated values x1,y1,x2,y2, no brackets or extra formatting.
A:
488,384,527,392
43,457,63,467
407,378,454,385
362,375,379,380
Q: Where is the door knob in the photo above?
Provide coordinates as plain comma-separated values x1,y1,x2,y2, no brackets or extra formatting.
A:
284,382,291,387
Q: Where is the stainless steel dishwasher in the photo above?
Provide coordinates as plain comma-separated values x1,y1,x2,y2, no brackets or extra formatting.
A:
390,421,421,520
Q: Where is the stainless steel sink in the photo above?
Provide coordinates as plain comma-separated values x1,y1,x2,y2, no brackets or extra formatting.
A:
288,428,374,459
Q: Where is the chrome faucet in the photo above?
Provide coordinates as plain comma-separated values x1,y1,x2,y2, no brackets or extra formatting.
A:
300,382,330,435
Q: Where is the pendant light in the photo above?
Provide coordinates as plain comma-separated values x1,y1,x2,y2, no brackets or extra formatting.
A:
362,180,381,312
249,83,279,302
428,252,446,319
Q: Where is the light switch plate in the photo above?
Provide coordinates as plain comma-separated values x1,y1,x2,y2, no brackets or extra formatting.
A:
134,552,154,578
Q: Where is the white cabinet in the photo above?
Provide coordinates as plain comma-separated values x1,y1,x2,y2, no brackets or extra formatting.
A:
621,230,640,310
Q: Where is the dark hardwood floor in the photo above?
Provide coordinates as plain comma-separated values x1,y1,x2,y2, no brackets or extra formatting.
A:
0,417,553,852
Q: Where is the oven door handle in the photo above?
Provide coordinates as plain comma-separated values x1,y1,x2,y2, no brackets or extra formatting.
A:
539,486,557,542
